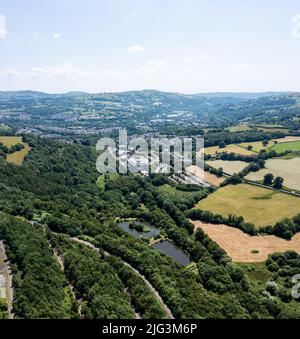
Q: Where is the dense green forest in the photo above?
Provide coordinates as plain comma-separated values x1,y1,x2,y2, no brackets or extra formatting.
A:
0,213,76,319
49,234,136,319
0,136,299,319
105,255,169,319
0,299,8,319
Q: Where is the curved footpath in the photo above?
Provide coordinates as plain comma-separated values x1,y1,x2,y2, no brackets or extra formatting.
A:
72,237,175,320
0,241,14,319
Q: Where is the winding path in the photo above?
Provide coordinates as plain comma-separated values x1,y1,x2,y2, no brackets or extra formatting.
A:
46,240,83,318
72,237,175,319
0,241,14,319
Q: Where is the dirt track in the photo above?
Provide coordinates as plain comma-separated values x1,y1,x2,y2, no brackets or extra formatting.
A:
0,241,14,319
275,136,300,143
187,165,225,186
192,221,300,263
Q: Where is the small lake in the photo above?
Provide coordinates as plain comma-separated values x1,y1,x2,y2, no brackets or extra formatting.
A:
118,221,160,239
152,241,191,266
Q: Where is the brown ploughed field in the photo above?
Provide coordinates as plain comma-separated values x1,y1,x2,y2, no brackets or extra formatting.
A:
192,221,300,263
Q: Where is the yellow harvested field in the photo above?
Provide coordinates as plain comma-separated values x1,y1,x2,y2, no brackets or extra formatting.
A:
246,158,300,191
204,144,255,156
206,160,248,175
0,136,22,147
187,165,225,186
258,128,289,134
238,141,275,153
204,172,225,186
238,137,300,154
226,125,251,132
195,184,300,227
0,136,31,165
192,221,300,263
6,143,31,165
275,136,300,143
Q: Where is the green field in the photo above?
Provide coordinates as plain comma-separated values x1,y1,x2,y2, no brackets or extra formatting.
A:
258,127,289,134
205,138,300,156
257,124,285,128
158,184,199,198
195,184,300,227
278,152,300,159
226,125,252,133
239,140,275,153
0,125,11,132
271,141,300,153
239,263,271,285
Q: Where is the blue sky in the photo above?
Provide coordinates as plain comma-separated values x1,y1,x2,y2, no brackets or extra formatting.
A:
0,0,300,93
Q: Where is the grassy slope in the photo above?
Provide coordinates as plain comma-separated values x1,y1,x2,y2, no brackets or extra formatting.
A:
195,184,300,227
246,158,300,191
226,125,252,133
206,160,248,175
0,136,31,165
6,144,31,166
204,144,255,155
271,141,300,153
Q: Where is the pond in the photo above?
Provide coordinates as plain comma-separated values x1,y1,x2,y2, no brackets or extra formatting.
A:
118,221,160,239
152,241,191,266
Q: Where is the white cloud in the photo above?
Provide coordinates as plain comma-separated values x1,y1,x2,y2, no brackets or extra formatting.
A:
53,33,62,39
128,45,146,53
137,60,168,73
0,64,132,92
235,63,247,72
33,32,41,39
28,63,93,78
0,14,7,39
0,64,127,81
0,68,20,78
0,68,20,77
226,63,248,72
184,54,209,63
292,14,300,39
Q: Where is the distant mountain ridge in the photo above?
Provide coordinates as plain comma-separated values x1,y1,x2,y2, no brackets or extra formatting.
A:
195,92,294,99
0,90,299,131
0,89,297,99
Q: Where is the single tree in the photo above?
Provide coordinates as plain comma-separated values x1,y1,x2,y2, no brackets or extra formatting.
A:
219,141,226,149
257,159,266,169
273,176,284,189
263,173,274,186
228,173,242,185
216,167,223,177
262,140,269,147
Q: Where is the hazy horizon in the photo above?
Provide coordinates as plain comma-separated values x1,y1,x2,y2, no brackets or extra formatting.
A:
0,88,298,96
